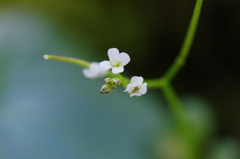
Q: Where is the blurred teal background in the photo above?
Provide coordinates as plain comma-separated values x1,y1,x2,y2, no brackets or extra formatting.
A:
0,0,240,159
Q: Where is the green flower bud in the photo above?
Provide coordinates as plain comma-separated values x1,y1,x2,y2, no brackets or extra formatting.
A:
104,78,112,84
101,78,121,94
100,85,112,94
112,78,120,86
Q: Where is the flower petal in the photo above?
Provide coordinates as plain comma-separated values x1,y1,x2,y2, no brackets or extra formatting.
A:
124,83,133,92
99,61,112,70
108,48,119,60
130,92,142,97
118,53,130,66
82,69,96,78
139,83,147,94
90,62,100,69
112,66,124,74
83,62,107,78
90,62,101,72
90,63,106,74
130,76,143,85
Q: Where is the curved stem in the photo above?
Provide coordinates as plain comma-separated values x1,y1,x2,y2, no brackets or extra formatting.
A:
44,55,90,67
161,83,186,123
117,73,129,88
144,78,165,89
162,0,203,82
161,83,198,159
159,1,203,159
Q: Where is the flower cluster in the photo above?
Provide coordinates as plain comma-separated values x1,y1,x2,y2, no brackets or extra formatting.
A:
83,48,147,97
100,78,120,94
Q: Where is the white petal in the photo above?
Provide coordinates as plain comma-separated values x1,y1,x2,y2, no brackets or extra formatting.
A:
99,61,112,70
108,48,119,60
82,62,107,78
130,92,142,97
82,69,96,78
118,53,130,66
112,66,124,74
130,76,143,85
90,62,100,69
91,63,105,73
124,83,133,92
89,63,101,72
139,83,147,94
92,64,107,77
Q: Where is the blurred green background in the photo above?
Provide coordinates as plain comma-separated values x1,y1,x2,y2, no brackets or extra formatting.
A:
0,0,240,159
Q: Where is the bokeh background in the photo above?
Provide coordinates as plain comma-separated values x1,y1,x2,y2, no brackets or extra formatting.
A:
0,0,240,159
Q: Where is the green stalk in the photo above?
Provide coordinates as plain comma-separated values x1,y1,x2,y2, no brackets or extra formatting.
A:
44,55,90,67
117,73,128,88
159,1,203,159
163,0,203,82
161,83,185,123
161,83,197,159
144,78,165,89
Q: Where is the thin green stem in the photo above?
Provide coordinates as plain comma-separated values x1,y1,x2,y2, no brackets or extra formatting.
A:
44,55,90,67
144,78,165,89
161,83,197,159
117,73,128,88
161,83,186,125
162,0,203,82
159,1,203,159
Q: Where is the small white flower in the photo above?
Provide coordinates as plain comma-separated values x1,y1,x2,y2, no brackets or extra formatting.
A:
124,76,147,97
83,62,107,78
99,48,130,74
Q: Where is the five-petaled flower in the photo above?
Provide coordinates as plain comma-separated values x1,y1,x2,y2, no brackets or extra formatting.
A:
83,62,107,78
99,48,130,74
124,76,147,97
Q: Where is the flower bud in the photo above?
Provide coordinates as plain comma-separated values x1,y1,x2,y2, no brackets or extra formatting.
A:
104,78,112,84
112,78,120,86
100,85,112,94
101,78,121,94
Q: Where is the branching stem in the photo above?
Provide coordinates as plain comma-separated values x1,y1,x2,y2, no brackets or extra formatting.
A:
43,1,203,158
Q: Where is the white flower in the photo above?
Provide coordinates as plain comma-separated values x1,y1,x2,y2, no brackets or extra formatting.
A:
83,62,107,78
99,48,130,74
124,76,147,97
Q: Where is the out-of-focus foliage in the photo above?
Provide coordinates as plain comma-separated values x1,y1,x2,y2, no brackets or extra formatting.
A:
207,139,240,159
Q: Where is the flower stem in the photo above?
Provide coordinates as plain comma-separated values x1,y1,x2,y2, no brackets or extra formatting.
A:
158,1,203,159
162,0,203,82
44,55,90,67
144,78,165,89
161,83,198,159
117,73,129,88
161,83,185,123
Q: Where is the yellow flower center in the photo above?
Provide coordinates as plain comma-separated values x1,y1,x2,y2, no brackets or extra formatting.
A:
110,58,121,67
